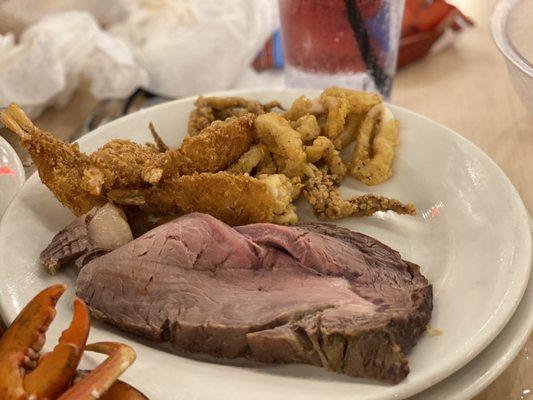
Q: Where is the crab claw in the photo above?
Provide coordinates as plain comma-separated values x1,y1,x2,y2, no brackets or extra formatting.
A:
58,342,136,400
0,284,66,400
23,297,90,399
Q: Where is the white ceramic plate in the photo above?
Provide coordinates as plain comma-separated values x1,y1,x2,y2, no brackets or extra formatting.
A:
0,89,531,400
0,135,25,217
411,222,533,400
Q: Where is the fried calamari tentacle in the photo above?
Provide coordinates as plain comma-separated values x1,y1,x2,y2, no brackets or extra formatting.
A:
303,171,415,220
227,144,271,174
0,104,104,215
349,104,399,186
290,114,321,143
187,96,282,135
254,113,307,178
305,136,347,177
110,172,300,226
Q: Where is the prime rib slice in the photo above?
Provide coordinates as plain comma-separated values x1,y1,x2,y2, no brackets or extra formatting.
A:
75,212,432,383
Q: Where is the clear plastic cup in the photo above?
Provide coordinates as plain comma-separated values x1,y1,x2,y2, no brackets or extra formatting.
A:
279,0,405,98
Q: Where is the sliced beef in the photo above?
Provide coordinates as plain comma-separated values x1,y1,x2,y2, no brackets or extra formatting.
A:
75,213,432,383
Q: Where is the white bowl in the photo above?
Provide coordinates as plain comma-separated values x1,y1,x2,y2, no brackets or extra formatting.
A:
492,0,533,111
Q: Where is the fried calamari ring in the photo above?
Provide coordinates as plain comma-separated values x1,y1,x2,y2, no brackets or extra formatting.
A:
256,151,277,175
349,104,399,185
318,87,382,139
290,114,321,143
227,144,270,174
305,136,347,177
254,113,307,178
321,87,382,114
303,170,415,220
319,91,349,139
333,113,365,150
283,96,324,121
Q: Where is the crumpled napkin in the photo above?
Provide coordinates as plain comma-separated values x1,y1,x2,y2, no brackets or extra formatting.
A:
110,0,279,98
0,11,147,117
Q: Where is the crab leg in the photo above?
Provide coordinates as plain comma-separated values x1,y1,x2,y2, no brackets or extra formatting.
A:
0,284,65,400
58,342,136,400
23,298,90,399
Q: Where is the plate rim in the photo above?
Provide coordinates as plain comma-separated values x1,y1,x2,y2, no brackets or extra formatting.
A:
0,88,531,400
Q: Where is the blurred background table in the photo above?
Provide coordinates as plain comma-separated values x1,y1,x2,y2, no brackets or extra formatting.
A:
0,0,530,398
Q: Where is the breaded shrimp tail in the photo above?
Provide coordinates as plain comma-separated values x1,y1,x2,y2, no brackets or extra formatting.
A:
0,104,104,215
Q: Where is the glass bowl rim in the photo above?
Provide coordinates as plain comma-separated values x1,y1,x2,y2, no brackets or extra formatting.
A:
491,0,533,79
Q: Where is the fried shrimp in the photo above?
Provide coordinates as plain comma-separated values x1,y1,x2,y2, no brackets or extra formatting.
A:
2,86,414,227
349,104,399,185
0,104,253,216
303,170,416,220
0,103,104,215
109,172,300,226
180,114,255,172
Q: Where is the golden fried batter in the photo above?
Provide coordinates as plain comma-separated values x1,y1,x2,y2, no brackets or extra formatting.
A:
290,114,321,143
181,114,254,172
227,144,270,174
333,113,365,150
349,104,399,185
303,171,416,220
88,139,160,193
3,87,412,227
109,172,299,226
256,151,277,175
305,136,347,177
0,105,253,216
254,113,307,178
283,96,324,121
187,96,281,135
0,104,104,215
320,91,349,139
321,87,382,114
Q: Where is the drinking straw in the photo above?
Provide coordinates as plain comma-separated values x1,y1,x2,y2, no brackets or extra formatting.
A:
344,0,391,94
